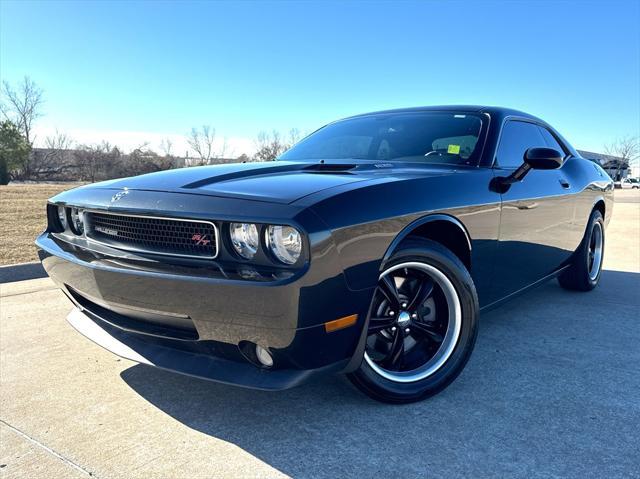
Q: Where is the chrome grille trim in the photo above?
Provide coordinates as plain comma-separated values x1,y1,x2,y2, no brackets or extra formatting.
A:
84,210,219,259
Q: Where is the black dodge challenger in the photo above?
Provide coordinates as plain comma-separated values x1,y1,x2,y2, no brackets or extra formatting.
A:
37,106,613,403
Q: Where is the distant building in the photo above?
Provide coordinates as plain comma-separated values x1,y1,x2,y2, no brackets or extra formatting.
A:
577,150,629,181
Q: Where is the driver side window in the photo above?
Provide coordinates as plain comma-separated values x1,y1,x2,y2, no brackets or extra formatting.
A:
496,120,547,169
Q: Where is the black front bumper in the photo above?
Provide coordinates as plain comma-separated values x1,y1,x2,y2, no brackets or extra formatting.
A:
37,232,373,390
65,308,347,390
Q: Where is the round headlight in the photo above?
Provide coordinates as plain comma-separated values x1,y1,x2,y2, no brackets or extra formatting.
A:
57,205,67,230
70,207,84,235
266,225,302,265
229,223,259,259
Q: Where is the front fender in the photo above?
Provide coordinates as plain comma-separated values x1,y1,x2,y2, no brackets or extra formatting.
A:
380,213,472,266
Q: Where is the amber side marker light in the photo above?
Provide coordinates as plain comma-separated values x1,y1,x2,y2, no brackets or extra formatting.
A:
324,314,358,333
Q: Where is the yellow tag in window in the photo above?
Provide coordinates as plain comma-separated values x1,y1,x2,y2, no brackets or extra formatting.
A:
447,144,461,154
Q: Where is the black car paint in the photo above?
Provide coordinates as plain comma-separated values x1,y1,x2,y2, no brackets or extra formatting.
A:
36,106,614,389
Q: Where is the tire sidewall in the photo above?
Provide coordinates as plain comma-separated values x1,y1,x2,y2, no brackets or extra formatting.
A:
584,211,605,288
558,209,606,291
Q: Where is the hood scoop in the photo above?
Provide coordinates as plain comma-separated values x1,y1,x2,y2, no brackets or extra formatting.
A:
303,163,357,174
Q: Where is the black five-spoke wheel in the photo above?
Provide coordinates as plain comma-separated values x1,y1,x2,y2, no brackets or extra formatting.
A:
348,238,478,403
364,261,461,382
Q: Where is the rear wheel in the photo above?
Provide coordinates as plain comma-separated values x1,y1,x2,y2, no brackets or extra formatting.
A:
348,239,478,404
558,210,604,291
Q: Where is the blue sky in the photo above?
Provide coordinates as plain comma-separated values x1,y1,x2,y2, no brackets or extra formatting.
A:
1,0,638,155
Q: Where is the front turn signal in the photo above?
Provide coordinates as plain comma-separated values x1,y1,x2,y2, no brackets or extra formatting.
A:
324,314,358,333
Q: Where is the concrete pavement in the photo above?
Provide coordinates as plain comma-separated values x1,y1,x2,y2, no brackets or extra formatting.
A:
0,263,46,284
1,190,639,478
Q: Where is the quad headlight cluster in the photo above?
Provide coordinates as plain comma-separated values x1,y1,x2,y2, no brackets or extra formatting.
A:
55,205,85,235
50,203,303,266
229,223,302,265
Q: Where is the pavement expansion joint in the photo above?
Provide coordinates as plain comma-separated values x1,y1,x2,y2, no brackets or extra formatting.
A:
0,419,97,478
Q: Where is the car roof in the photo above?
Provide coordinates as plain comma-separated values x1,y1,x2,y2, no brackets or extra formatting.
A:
346,105,543,123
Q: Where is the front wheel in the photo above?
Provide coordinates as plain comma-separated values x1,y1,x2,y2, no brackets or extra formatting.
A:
348,239,478,404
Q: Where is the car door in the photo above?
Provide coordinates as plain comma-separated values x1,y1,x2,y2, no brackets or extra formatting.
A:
491,119,577,298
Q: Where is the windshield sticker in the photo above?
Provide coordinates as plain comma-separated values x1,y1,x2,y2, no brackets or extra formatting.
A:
447,144,461,154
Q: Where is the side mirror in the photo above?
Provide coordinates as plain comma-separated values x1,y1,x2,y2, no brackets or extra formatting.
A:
524,147,563,170
491,147,564,193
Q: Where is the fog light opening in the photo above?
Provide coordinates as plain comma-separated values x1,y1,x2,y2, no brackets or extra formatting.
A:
255,345,274,368
238,341,274,369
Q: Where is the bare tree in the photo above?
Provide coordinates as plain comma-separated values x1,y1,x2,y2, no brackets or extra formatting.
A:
254,130,282,161
74,141,120,182
45,130,73,151
605,136,639,163
187,125,215,164
73,141,180,182
605,136,639,181
28,130,76,179
132,141,150,153
160,138,174,157
219,137,230,159
1,76,44,146
124,142,166,175
253,129,298,162
287,128,301,147
0,77,45,179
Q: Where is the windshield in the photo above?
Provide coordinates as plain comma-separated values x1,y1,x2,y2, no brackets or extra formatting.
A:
279,112,485,165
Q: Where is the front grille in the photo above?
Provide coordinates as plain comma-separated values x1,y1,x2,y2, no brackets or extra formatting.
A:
86,211,218,259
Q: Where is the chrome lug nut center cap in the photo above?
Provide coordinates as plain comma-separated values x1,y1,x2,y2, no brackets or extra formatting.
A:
397,311,411,326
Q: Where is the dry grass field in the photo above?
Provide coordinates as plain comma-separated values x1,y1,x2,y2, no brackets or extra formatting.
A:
0,183,83,265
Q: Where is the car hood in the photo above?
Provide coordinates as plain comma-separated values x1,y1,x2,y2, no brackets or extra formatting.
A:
90,160,455,205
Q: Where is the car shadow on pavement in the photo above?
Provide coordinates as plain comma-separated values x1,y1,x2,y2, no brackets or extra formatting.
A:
120,270,640,478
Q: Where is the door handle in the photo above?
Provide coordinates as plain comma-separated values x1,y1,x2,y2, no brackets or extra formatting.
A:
559,179,570,189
